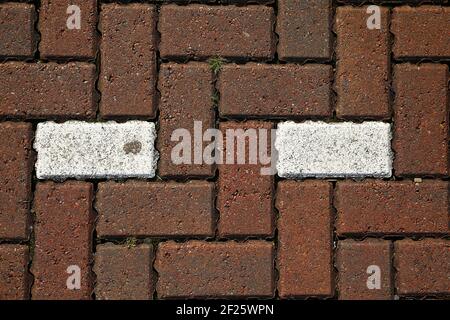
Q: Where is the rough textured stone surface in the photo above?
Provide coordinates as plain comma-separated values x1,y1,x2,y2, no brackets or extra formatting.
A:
0,62,97,119
219,64,332,118
99,4,157,118
335,6,390,119
392,6,450,58
0,3,37,57
393,63,449,176
217,121,274,237
157,62,215,177
34,121,158,179
336,180,449,236
2,1,450,301
96,181,214,237
275,121,393,178
337,239,393,300
159,5,275,59
276,181,333,297
395,239,450,296
0,123,33,240
94,244,154,300
0,245,29,300
155,241,274,298
32,181,94,300
39,0,98,59
277,0,331,60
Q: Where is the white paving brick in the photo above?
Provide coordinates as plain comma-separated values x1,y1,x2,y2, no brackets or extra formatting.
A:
35,121,158,179
275,121,393,178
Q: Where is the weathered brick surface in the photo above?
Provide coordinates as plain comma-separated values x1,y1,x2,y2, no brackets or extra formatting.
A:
0,122,33,240
99,4,157,118
96,181,214,237
157,62,215,177
32,182,94,300
335,180,449,236
277,0,331,61
34,121,158,180
335,6,390,119
2,1,450,301
337,239,392,300
276,181,333,297
219,64,332,118
395,239,450,296
159,5,276,60
217,121,274,237
94,244,154,300
392,6,450,58
0,62,97,119
0,3,37,57
155,241,274,298
393,63,449,176
275,121,393,178
0,245,29,300
39,0,98,59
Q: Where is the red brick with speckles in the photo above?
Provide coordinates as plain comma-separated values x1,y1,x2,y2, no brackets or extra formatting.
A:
276,180,333,297
335,6,390,119
337,239,393,300
395,239,450,296
217,121,274,237
0,3,37,57
335,180,449,236
0,122,33,240
155,241,275,298
32,181,95,300
0,62,97,119
159,5,276,60
0,245,30,300
94,243,154,300
39,0,98,59
393,63,449,176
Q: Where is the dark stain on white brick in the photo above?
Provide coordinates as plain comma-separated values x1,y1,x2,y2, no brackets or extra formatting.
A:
123,141,142,155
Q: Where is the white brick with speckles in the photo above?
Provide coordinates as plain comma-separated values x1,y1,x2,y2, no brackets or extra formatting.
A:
275,121,393,178
34,121,158,179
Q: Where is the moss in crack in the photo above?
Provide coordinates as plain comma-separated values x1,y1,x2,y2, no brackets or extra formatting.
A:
211,91,220,110
123,237,138,249
208,56,225,76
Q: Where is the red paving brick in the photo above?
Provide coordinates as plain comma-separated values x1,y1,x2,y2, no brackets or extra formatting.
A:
94,244,154,300
217,121,274,237
1,1,449,301
218,63,332,118
99,4,158,118
393,63,449,176
0,3,37,58
335,6,390,119
32,182,95,300
337,239,393,300
395,239,450,296
0,122,33,240
335,180,449,236
96,181,215,237
0,62,97,119
159,5,276,60
39,0,98,59
277,0,332,61
0,245,30,300
276,181,333,297
157,62,215,177
155,241,275,298
392,6,450,59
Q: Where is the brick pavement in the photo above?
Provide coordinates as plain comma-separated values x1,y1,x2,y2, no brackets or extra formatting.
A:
0,0,449,300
